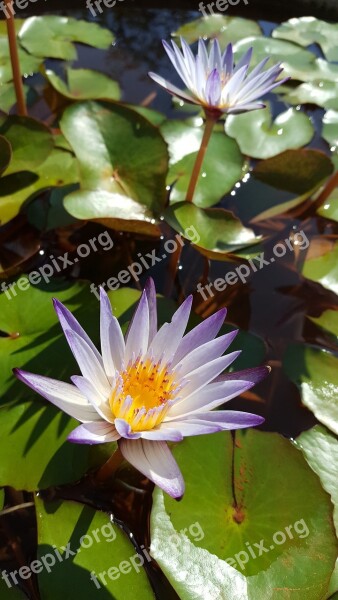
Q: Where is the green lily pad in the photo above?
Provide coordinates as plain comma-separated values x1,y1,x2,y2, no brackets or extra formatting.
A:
45,68,121,102
323,110,338,149
251,149,334,221
0,115,54,174
0,149,78,226
0,37,41,84
36,497,155,599
0,578,26,599
18,16,114,60
317,190,338,223
0,82,30,113
273,17,338,62
166,132,244,207
301,240,338,296
174,15,261,45
61,101,168,232
0,135,11,175
296,425,338,598
151,429,337,600
280,81,338,110
165,201,261,259
309,310,338,339
0,400,91,490
296,425,337,530
225,104,314,159
284,343,338,436
234,36,338,83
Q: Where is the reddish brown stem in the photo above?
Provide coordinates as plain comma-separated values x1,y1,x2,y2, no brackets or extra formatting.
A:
5,0,27,116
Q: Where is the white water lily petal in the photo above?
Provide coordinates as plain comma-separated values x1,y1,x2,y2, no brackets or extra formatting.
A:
68,421,120,444
125,290,149,363
66,330,111,398
119,438,185,498
182,351,241,398
100,287,124,380
13,369,98,422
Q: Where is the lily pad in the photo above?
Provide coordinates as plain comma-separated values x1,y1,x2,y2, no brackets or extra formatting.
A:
0,82,30,113
317,190,338,223
296,425,338,598
18,16,114,60
225,104,314,159
61,101,168,232
36,497,155,599
0,579,26,599
284,343,338,436
309,310,338,339
151,429,337,600
323,110,338,149
233,36,338,83
0,135,11,175
273,17,338,62
45,68,121,102
174,15,261,45
0,37,41,84
280,81,338,110
0,149,78,226
0,115,54,174
301,239,338,296
168,134,244,207
251,149,334,221
165,201,261,259
0,400,91,490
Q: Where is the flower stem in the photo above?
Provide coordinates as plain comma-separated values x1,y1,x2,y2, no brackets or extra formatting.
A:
185,113,217,203
95,447,124,483
5,1,27,116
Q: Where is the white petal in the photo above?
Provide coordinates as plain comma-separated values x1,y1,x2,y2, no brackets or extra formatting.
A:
180,351,241,398
66,330,111,397
71,375,114,423
176,331,238,378
119,438,185,498
125,291,149,363
100,287,125,377
167,379,254,419
14,369,99,423
147,296,193,363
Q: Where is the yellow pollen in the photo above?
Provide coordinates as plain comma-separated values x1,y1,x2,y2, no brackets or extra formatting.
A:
109,359,178,431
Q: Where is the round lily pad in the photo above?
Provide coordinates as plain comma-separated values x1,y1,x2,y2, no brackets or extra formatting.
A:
273,17,338,62
284,343,338,436
225,104,314,159
301,239,338,296
18,16,114,60
174,15,261,45
45,68,121,101
151,429,337,600
61,101,168,232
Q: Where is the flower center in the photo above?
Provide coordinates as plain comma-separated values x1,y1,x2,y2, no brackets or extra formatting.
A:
109,359,178,431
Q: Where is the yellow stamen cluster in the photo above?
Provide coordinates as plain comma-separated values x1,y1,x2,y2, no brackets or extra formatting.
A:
109,359,178,431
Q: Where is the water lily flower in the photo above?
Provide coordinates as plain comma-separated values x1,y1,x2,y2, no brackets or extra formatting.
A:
149,38,289,116
14,279,269,499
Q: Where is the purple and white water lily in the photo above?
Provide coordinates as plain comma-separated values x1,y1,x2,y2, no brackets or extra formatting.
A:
149,37,289,115
14,279,268,499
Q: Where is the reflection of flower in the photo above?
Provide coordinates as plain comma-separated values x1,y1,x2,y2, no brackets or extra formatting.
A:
149,38,289,115
14,279,268,498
